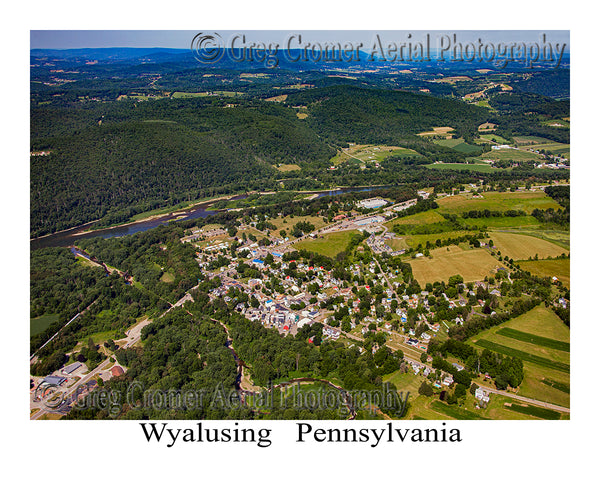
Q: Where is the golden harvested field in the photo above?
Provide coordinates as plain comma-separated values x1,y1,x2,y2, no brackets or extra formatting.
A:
408,245,500,285
488,232,569,260
516,258,570,287
417,126,454,137
265,94,287,102
275,164,301,172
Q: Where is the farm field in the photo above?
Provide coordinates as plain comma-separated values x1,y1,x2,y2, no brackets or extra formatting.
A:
275,164,301,172
487,232,569,260
270,215,327,232
384,210,447,228
384,237,409,251
460,215,541,229
403,230,475,248
433,138,483,154
500,228,569,250
437,191,562,215
479,133,511,144
408,245,500,285
529,142,570,159
331,144,421,165
31,313,60,337
469,305,570,407
424,163,499,173
478,148,541,162
294,230,356,258
516,258,570,287
416,126,454,137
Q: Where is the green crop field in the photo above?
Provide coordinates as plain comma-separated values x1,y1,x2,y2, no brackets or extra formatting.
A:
490,305,570,342
385,210,447,228
425,163,498,173
468,306,570,406
408,244,500,285
504,403,562,420
294,230,357,258
479,133,511,144
474,339,569,373
478,149,541,162
31,314,60,337
541,379,570,393
460,215,541,229
516,258,570,287
496,328,570,352
488,232,569,260
513,136,554,145
437,191,561,215
404,230,474,248
429,401,487,420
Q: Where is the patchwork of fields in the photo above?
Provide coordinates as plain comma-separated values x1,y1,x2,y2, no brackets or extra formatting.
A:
469,306,570,408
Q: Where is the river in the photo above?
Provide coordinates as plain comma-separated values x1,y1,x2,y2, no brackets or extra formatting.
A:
30,186,386,250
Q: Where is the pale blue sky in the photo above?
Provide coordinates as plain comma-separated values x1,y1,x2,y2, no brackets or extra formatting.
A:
31,30,569,51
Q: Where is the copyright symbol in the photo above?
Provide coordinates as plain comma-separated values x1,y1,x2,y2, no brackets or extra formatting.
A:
191,32,224,64
35,384,67,411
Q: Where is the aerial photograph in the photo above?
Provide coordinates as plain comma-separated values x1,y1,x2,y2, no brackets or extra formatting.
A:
29,29,571,422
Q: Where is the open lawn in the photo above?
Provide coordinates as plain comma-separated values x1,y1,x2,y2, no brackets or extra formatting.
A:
31,314,60,337
488,232,569,260
516,258,570,287
408,245,500,285
294,230,357,258
437,191,562,215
